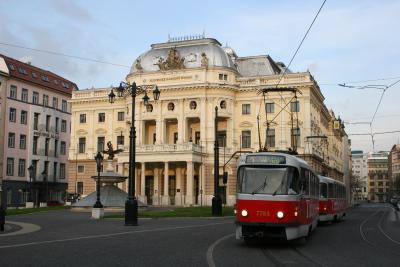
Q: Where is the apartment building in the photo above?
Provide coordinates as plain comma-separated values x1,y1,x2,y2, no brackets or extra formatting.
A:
0,54,77,207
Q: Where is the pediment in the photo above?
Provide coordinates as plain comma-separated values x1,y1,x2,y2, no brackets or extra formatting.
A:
114,127,126,134
239,121,253,128
286,120,303,126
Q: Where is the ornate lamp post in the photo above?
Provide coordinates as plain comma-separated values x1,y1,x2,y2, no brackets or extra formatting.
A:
108,82,160,226
212,106,222,216
93,152,104,208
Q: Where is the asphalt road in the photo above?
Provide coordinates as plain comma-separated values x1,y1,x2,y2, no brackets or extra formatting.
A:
0,203,399,267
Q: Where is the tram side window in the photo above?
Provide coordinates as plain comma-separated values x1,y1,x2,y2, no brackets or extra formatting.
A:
310,173,315,197
288,168,300,195
315,176,319,197
300,168,310,196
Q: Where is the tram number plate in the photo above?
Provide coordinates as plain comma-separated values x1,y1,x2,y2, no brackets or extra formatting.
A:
256,210,270,217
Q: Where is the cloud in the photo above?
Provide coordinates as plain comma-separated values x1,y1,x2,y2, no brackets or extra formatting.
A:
48,0,92,23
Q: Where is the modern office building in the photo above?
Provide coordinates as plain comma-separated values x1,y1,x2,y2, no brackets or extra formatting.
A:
351,150,368,200
0,54,77,207
68,36,350,206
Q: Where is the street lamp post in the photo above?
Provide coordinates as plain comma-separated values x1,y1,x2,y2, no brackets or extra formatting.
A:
27,165,34,205
93,152,104,208
212,106,222,216
109,82,160,226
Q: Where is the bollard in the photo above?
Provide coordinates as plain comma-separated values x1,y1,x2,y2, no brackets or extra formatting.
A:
0,205,6,232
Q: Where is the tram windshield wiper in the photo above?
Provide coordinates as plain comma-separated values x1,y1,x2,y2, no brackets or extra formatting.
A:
251,175,268,195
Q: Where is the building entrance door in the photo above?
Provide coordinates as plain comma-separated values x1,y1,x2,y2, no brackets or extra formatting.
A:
168,176,176,205
145,176,154,205
194,175,199,205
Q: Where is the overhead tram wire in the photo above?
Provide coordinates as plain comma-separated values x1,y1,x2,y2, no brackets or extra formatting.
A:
320,75,400,86
0,42,130,68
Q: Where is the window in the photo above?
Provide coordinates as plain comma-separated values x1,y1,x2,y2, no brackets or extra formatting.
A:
60,141,66,155
41,75,49,82
9,108,16,122
10,85,17,99
291,128,301,148
20,110,27,124
173,132,178,144
266,103,274,113
45,138,50,156
32,72,37,78
18,159,26,177
46,115,51,132
217,131,226,147
43,94,49,106
218,74,228,81
266,129,275,148
77,182,84,195
195,131,200,145
21,88,28,102
78,165,85,173
242,104,250,115
18,67,27,75
190,101,197,110
61,100,68,112
55,117,59,133
53,97,58,109
54,139,58,157
6,158,14,176
153,133,156,144
220,100,226,109
80,114,86,123
241,130,251,148
97,137,105,152
60,164,66,179
78,138,86,153
98,113,105,122
117,112,124,121
290,101,300,112
168,102,175,111
33,136,38,155
20,134,26,149
32,91,39,104
8,132,15,148
8,64,15,71
53,162,58,181
34,113,40,130
61,120,67,132
117,135,124,146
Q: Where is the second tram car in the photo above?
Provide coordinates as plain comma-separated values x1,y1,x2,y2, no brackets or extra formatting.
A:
235,152,320,241
318,175,347,222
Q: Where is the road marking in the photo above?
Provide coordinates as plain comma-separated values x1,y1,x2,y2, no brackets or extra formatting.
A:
0,221,230,249
206,233,234,267
0,221,41,237
359,209,382,246
378,209,400,246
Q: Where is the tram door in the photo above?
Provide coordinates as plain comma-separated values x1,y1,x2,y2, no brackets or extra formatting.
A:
145,176,154,205
168,176,176,205
194,175,199,205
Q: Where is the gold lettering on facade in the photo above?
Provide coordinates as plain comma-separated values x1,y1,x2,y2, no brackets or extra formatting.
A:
149,75,193,83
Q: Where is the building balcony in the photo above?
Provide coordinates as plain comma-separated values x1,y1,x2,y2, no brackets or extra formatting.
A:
137,143,204,154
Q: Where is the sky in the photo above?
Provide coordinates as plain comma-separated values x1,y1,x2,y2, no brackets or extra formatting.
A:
1,0,399,153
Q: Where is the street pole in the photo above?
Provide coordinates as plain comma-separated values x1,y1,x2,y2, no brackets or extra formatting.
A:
212,106,222,216
93,152,103,208
125,93,138,226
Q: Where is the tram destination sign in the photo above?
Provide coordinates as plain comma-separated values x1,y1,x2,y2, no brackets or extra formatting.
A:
246,155,286,164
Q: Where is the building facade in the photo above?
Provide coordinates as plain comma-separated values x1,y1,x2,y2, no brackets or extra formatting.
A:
68,37,349,206
367,152,389,202
0,54,76,207
388,144,400,195
351,150,368,201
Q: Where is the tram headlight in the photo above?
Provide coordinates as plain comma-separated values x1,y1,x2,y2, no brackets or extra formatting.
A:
276,211,284,219
241,209,248,217
234,209,237,214
294,211,298,217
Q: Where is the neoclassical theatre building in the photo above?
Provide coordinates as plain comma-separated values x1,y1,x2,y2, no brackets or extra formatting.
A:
68,37,350,206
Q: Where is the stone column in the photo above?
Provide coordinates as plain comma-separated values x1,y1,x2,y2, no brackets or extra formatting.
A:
139,162,146,204
163,162,169,205
186,161,194,205
175,167,183,206
153,168,160,205
178,100,185,143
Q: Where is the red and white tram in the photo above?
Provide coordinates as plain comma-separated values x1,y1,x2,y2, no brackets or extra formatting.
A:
235,152,319,241
318,175,347,222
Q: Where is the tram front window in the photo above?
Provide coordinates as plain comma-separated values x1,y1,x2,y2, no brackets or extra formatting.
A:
238,166,299,195
320,183,328,198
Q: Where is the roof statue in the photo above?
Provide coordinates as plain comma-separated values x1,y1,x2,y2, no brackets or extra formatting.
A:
103,141,123,160
154,47,185,71
135,58,143,72
201,52,209,68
